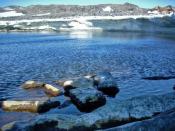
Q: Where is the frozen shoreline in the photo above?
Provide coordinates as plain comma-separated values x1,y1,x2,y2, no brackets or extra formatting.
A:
0,14,174,26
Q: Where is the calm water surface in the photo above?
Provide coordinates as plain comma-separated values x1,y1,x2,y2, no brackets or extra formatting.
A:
0,31,175,126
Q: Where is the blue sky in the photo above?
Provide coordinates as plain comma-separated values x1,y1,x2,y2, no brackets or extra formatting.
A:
1,0,175,8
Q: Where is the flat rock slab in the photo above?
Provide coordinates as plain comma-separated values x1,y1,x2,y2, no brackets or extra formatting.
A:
2,92,175,130
69,87,106,112
103,108,175,131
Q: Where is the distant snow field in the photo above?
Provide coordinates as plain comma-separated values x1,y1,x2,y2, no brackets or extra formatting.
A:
0,11,24,18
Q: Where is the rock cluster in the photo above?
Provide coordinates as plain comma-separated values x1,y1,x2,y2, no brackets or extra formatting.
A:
0,71,119,113
57,72,119,112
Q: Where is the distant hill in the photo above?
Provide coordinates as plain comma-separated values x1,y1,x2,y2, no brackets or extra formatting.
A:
0,3,174,21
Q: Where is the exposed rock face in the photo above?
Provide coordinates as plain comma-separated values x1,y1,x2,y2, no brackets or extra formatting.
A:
149,5,175,15
21,80,44,89
2,92,175,130
103,108,175,131
69,87,106,112
94,72,119,97
1,99,60,113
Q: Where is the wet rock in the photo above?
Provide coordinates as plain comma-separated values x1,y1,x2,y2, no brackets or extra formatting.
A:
3,92,175,130
94,72,119,97
69,87,106,112
21,80,44,89
58,100,72,109
64,78,94,95
1,99,60,113
43,84,62,97
142,76,175,80
104,108,175,131
1,114,79,131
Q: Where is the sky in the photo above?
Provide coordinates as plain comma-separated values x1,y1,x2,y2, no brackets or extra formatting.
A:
0,0,175,8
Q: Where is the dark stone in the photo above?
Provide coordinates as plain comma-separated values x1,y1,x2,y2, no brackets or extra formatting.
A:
94,72,119,97
142,76,175,80
69,87,106,112
3,93,175,131
64,77,94,96
38,99,60,113
173,85,175,90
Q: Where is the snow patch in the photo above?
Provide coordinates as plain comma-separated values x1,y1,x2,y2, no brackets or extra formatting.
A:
0,11,24,18
103,6,113,12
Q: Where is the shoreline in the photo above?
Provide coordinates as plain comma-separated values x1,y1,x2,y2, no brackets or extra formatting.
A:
0,13,174,25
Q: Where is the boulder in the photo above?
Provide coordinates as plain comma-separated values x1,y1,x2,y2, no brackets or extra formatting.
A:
21,80,44,89
94,72,119,97
3,92,175,130
43,84,62,97
69,87,106,112
64,78,94,95
1,99,60,113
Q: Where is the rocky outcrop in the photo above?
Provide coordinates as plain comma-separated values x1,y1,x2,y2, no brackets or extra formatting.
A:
94,72,119,97
21,80,44,89
2,92,175,130
149,5,175,15
103,108,175,131
69,87,106,112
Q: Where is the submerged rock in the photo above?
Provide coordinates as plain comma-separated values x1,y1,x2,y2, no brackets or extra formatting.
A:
3,92,175,130
69,87,106,112
94,72,119,97
22,80,44,89
43,84,62,97
173,85,175,90
142,76,175,80
1,99,60,113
